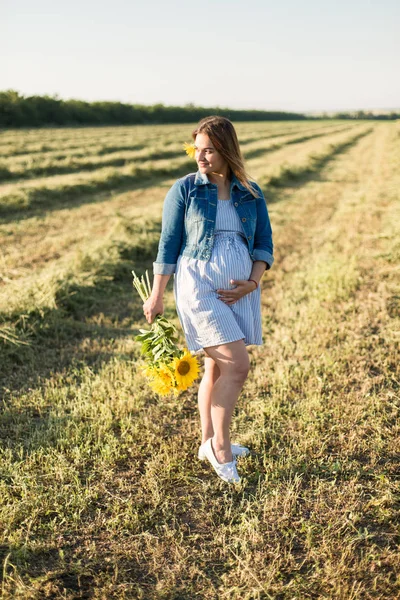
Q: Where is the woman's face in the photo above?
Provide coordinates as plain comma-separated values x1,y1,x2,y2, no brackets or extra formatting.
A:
194,133,228,176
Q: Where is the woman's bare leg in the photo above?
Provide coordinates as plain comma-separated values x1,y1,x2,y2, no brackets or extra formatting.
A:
198,356,221,444
203,339,250,464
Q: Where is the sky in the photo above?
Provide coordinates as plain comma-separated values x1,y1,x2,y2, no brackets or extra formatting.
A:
1,0,399,113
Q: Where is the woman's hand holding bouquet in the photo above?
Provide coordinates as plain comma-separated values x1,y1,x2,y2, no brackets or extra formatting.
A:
132,269,200,397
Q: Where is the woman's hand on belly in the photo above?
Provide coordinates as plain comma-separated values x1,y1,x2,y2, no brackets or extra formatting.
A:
217,279,257,305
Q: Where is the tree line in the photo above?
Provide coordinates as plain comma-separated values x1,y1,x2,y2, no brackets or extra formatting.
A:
0,90,398,128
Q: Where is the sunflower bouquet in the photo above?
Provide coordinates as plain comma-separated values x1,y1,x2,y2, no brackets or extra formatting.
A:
132,269,200,397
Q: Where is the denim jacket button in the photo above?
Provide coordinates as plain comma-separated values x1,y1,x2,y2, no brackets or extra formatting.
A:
242,217,246,222
234,202,238,207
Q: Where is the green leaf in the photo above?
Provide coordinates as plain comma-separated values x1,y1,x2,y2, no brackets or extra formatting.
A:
153,348,166,361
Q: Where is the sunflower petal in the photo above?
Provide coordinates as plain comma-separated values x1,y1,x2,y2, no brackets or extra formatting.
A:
183,142,196,159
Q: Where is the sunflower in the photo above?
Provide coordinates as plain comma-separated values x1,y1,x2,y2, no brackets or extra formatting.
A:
183,142,196,159
148,363,176,397
171,349,200,391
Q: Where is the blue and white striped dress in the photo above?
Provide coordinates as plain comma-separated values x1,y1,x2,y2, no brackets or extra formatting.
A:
173,197,263,354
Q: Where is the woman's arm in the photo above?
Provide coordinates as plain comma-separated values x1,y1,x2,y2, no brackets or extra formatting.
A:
144,178,186,323
153,179,186,275
249,260,268,285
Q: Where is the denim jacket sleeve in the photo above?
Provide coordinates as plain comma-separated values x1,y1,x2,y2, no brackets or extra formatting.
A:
153,179,186,275
252,183,274,270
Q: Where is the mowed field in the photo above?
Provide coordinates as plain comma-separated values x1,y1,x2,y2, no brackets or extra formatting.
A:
0,120,399,599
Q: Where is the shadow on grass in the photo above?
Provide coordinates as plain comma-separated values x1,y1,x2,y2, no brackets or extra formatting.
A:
0,536,214,600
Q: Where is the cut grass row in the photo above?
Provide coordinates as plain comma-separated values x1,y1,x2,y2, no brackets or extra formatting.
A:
262,126,373,187
0,179,172,296
0,125,367,220
0,121,338,170
0,123,354,182
0,123,189,154
0,212,162,385
0,158,193,220
0,144,186,182
0,121,346,159
242,123,355,160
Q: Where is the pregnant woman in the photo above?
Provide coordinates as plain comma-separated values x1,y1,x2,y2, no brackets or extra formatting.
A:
143,116,274,484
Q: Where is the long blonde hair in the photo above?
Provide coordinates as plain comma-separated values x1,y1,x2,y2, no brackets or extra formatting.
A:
192,115,259,198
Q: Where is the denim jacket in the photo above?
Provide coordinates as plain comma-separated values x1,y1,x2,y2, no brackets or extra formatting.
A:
153,170,274,275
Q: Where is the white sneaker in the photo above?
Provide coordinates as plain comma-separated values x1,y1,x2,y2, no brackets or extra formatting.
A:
201,438,241,484
198,442,249,461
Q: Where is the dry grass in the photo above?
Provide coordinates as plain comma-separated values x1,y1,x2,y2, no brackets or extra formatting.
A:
0,121,399,599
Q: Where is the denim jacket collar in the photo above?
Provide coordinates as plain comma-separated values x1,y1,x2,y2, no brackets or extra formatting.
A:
194,169,247,192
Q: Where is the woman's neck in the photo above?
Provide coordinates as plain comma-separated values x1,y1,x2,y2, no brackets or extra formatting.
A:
210,173,231,200
208,167,231,187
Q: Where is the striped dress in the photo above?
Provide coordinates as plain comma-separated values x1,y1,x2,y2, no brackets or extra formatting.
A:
173,197,263,354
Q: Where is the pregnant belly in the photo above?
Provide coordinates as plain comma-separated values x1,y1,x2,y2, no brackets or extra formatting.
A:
206,236,252,291
174,234,252,301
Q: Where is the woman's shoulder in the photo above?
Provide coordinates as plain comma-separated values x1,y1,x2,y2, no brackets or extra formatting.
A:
245,179,264,198
171,172,198,196
165,172,197,201
169,172,197,191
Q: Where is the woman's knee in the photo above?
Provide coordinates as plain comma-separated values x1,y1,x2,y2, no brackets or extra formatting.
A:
228,359,250,384
205,341,250,383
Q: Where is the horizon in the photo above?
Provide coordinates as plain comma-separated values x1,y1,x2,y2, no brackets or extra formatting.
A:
2,89,399,117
